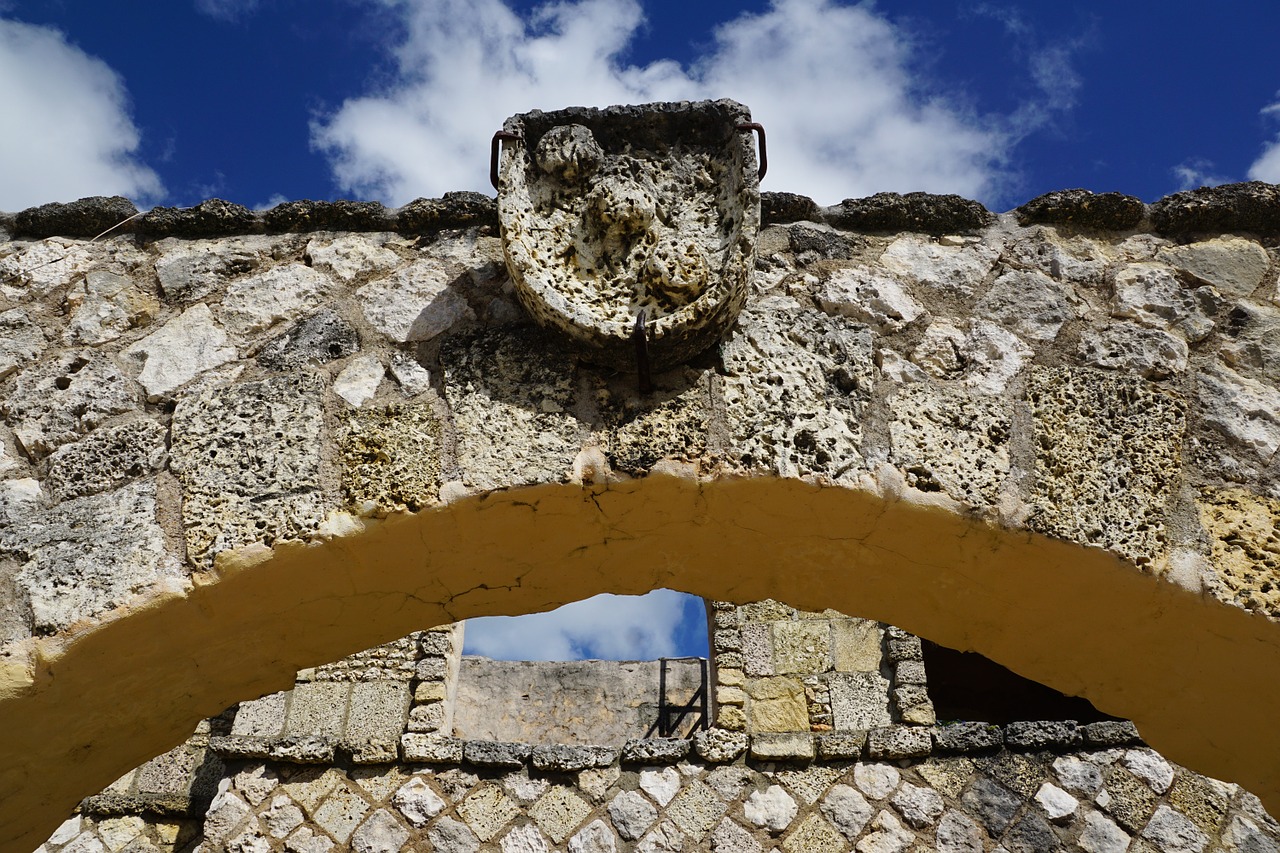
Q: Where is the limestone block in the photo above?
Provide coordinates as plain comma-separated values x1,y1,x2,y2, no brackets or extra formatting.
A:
43,419,166,503
749,732,815,761
0,308,45,381
400,733,463,763
889,382,1010,508
500,824,550,853
829,672,892,731
1123,749,1174,795
1112,262,1216,342
305,234,402,284
1078,811,1130,853
358,259,473,343
263,795,305,838
1026,366,1186,566
1140,805,1209,853
1034,783,1078,824
1101,766,1158,833
4,480,176,633
529,786,593,844
284,682,347,740
218,263,332,337
389,355,432,397
917,759,975,799
457,784,520,842
1157,237,1269,298
0,237,102,297
831,619,884,672
977,269,1073,343
608,790,656,840
665,780,726,841
1001,227,1111,287
934,810,983,853
1216,300,1280,384
428,816,480,853
567,819,617,853
745,677,809,732
867,726,931,759
1167,772,1232,834
170,372,331,567
745,785,798,833
822,784,875,839
849,809,914,853
121,304,238,401
891,782,944,829
722,299,874,482
604,380,710,475
634,820,682,853
442,328,590,491
692,728,748,763
1196,363,1280,460
911,319,1032,396
333,355,385,407
531,745,618,772
816,266,925,332
153,236,274,302
3,351,138,458
710,818,761,853
933,722,1001,754
772,620,832,674
257,309,360,372
621,738,689,764
1004,720,1081,750
1078,322,1189,379
312,785,371,845
817,732,866,760
393,777,446,827
740,622,774,677
879,234,999,298
465,741,533,768
959,777,1021,836
64,270,158,346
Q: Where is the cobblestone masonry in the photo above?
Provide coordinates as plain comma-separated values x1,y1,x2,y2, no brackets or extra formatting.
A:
6,182,1280,850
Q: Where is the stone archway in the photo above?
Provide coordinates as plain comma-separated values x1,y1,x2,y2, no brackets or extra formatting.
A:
3,475,1280,851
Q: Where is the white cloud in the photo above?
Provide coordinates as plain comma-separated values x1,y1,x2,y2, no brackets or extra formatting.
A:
312,0,1014,206
463,589,703,661
1249,96,1280,183
1176,157,1231,191
0,19,162,210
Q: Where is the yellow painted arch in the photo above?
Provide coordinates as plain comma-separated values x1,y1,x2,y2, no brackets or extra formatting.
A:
1,474,1277,851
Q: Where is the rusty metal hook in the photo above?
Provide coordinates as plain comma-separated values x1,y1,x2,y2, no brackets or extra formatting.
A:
490,130,523,191
737,122,767,181
633,310,653,394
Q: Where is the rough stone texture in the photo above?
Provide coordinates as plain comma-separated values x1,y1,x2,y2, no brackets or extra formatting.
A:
498,100,759,371
722,300,874,482
1026,366,1186,566
0,308,47,380
357,259,473,344
43,419,167,503
258,309,361,372
1157,237,1270,299
879,234,999,299
692,728,748,763
2,479,176,633
933,723,1002,754
142,199,257,238
888,382,1010,508
976,269,1073,343
1150,181,1280,235
826,192,993,234
64,269,158,346
867,727,932,760
1111,261,1218,343
264,200,392,234
442,328,590,491
14,196,140,239
121,303,238,401
829,672,893,731
1015,189,1145,230
1004,721,1082,750
762,192,821,225
3,351,138,458
1078,322,1189,379
339,400,441,514
169,372,330,567
397,192,497,233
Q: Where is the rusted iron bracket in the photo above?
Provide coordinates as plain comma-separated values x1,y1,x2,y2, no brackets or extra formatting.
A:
490,130,523,191
737,122,767,181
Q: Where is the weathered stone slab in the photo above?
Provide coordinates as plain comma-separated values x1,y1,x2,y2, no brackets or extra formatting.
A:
339,400,441,514
44,419,167,502
3,351,138,458
121,304,238,401
828,672,892,731
170,372,331,568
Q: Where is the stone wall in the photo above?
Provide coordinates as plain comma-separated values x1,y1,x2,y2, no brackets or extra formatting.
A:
4,182,1280,849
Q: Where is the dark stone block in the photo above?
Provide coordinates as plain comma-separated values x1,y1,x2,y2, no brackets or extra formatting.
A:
620,738,690,764
256,309,360,371
960,776,1023,836
763,191,820,225
14,196,139,238
1004,720,1081,750
142,199,259,238
530,745,618,772
787,223,859,259
263,200,392,233
1082,720,1142,747
1003,812,1066,853
826,192,993,234
1151,181,1280,235
398,192,497,233
933,722,1003,753
463,740,532,768
1015,189,1145,230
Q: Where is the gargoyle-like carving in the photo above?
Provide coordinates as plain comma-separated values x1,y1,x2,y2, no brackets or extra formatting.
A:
495,100,762,372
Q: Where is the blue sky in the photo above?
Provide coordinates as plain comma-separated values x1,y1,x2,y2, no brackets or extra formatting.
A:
5,0,1280,659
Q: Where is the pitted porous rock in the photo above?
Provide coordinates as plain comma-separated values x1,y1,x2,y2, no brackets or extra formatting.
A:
1078,322,1189,379
142,198,258,238
339,401,442,514
1151,181,1280,235
498,100,760,371
64,269,159,346
1026,366,1186,566
44,419,167,503
0,308,47,380
1014,189,1145,230
2,480,177,634
13,196,140,239
826,191,993,234
721,298,874,482
153,236,274,303
169,372,331,568
263,200,391,233
442,327,591,491
2,351,139,459
256,308,360,371
888,382,1011,509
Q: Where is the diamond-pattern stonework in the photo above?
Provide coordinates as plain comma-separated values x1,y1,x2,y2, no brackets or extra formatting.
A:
529,786,593,844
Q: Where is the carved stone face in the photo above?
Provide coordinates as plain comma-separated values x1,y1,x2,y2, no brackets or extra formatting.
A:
497,100,761,372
